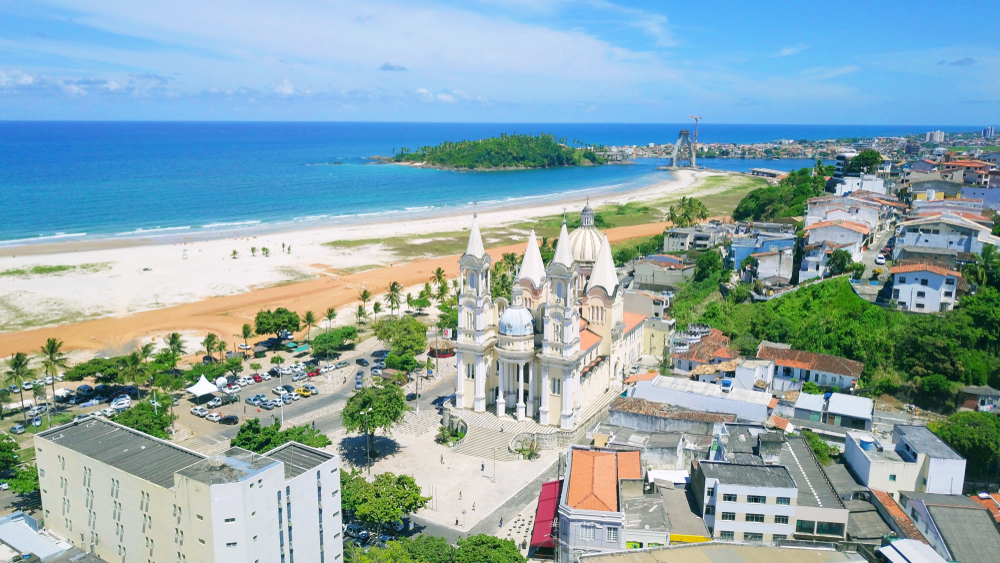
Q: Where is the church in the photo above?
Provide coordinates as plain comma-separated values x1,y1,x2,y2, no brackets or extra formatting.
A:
454,205,646,430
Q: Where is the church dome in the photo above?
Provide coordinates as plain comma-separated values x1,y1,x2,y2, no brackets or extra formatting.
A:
499,304,534,337
568,222,606,264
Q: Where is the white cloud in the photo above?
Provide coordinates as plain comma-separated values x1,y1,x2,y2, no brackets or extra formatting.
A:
104,80,121,91
0,70,37,87
775,44,807,58
802,65,858,80
415,88,434,101
273,79,295,95
60,82,87,95
436,92,457,103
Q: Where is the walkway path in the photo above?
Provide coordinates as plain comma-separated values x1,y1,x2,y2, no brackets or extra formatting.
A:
452,426,519,461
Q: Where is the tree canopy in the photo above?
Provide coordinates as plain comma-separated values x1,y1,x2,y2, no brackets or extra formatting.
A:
393,133,605,169
114,400,174,439
930,412,1000,480
254,308,301,341
732,168,826,221
311,326,359,359
342,384,410,449
844,150,883,176
355,534,525,563
371,316,428,372
230,418,332,453
667,197,709,228
341,469,430,533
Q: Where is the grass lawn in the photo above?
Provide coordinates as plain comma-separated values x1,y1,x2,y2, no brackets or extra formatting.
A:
0,263,111,278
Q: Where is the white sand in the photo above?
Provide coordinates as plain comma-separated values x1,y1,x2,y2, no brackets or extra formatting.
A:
0,169,723,332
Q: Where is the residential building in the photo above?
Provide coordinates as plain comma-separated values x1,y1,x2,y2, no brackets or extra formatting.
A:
631,376,773,422
834,151,858,179
670,327,735,375
894,213,1000,260
662,222,736,253
843,425,966,497
877,539,948,563
35,417,344,563
799,240,854,282
904,142,921,156
792,392,873,434
802,220,871,262
578,542,866,563
984,126,995,139
728,234,795,271
806,197,882,232
961,185,1000,210
749,168,788,180
970,492,1000,523
890,264,961,313
827,175,886,196
898,491,1000,563
756,343,863,392
454,207,645,429
959,385,1000,413
746,248,794,287
631,256,694,290
925,131,945,143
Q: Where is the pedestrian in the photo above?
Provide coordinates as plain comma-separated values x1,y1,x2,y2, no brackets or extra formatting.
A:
472,502,476,511
499,517,503,528
456,518,459,526
459,491,462,500
311,420,315,429
500,425,504,433
481,462,485,472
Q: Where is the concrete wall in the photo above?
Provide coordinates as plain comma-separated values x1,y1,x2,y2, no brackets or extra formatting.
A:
924,456,966,495
963,186,1000,211
702,480,797,543
630,384,769,423
608,409,723,436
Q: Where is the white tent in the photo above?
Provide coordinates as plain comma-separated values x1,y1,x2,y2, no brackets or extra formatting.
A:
186,375,219,397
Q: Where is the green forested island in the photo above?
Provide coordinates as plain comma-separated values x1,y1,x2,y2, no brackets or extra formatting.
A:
386,133,606,170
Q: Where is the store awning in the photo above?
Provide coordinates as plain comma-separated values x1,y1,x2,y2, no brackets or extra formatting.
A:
530,480,562,549
186,375,219,397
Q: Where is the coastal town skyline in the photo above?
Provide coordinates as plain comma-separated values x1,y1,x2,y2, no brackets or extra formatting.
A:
2,0,998,123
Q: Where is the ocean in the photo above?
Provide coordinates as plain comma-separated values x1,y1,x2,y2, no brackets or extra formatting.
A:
0,122,970,245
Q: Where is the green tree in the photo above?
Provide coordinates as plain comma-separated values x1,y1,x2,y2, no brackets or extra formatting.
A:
454,535,526,563
38,338,69,422
431,267,447,296
359,288,373,310
385,281,403,317
4,353,35,424
250,246,257,257
324,307,337,334
341,469,430,535
241,323,253,350
372,316,428,359
342,384,410,455
844,149,883,176
372,302,383,321
405,293,415,313
667,196,709,228
230,418,331,453
225,357,244,378
114,400,173,439
826,249,854,275
302,311,318,341
311,327,359,360
254,308,301,343
732,168,825,221
262,247,270,257
931,412,1000,479
356,305,369,326
201,333,219,360
249,362,262,375
396,535,455,563
0,434,19,472
801,430,835,466
269,355,285,371
8,465,39,494
694,250,723,282
165,332,187,356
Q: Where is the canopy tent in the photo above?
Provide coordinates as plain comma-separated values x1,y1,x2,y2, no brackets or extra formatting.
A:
530,480,562,550
186,376,219,397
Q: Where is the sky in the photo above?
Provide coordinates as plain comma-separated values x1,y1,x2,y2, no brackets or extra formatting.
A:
1,0,998,124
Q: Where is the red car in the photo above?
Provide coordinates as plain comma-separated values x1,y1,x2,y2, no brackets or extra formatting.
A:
308,371,319,377
252,374,264,383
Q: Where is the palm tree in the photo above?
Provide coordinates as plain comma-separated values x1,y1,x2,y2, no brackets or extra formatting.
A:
166,332,187,357
405,293,415,313
436,283,449,303
324,307,337,334
421,282,433,301
216,340,228,361
359,289,372,311
356,305,368,326
202,333,219,361
250,246,258,257
431,267,447,294
231,250,239,259
38,338,69,423
981,244,1000,282
4,353,35,425
262,247,270,257
372,302,382,322
963,262,987,287
121,351,149,389
302,311,318,341
386,281,403,317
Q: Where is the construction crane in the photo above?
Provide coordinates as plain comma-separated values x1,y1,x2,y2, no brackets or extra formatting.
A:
688,115,702,146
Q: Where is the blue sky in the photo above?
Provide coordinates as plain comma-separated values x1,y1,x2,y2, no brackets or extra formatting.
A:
1,0,998,123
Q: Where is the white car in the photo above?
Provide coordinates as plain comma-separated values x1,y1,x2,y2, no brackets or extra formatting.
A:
100,407,117,417
205,412,221,423
21,382,32,391
44,376,53,385
190,406,209,417
272,386,285,395
236,377,253,387
281,394,295,405
875,255,886,265
112,397,132,409
206,397,223,409
260,373,272,381
222,385,240,395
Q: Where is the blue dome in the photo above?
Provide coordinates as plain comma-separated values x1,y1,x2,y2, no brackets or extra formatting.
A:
499,305,534,336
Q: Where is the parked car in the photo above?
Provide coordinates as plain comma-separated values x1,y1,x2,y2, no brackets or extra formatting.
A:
246,397,261,407
356,358,369,367
282,385,295,394
345,524,369,539
281,394,295,405
44,376,54,385
260,373,272,381
371,350,389,359
31,417,41,427
371,368,382,377
875,254,886,265
259,400,274,411
9,425,24,435
100,407,117,417
308,371,319,378
291,372,307,382
236,377,253,387
21,383,33,391
223,384,241,394
220,394,240,406
295,388,312,398
206,397,223,409
75,384,94,396
335,361,350,369
27,405,47,417
303,384,319,395
355,379,364,390
219,415,239,425
206,412,221,423
190,406,209,417
252,374,264,383
73,414,91,422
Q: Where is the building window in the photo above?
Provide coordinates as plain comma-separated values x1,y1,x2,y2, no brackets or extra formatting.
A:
226,542,237,548
579,525,595,541
224,518,235,523
707,487,714,497
745,514,765,523
719,531,734,541
704,505,715,515
899,277,906,283
889,474,896,482
746,495,765,504
722,494,737,502
945,278,955,285
796,520,815,534
920,279,928,286
773,534,786,544
916,304,925,310
776,497,790,506
944,291,953,297
916,291,925,298
775,515,789,524
551,377,561,395
743,533,763,542
816,522,845,536
721,512,736,521
911,511,919,524
606,528,618,542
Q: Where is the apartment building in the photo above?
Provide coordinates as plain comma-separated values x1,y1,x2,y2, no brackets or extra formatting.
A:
897,491,1000,563
36,418,343,563
844,425,966,497
662,223,736,253
890,264,962,313
756,343,863,392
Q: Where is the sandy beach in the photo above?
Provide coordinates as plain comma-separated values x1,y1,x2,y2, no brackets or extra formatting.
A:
0,169,739,358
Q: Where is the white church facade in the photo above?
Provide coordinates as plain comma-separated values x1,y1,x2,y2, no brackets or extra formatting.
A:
454,206,646,430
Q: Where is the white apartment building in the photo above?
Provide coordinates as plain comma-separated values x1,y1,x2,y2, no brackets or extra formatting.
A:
694,461,798,543
801,220,871,262
844,425,966,498
890,264,961,313
36,418,343,563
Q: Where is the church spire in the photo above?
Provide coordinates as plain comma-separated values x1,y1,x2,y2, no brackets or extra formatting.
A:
465,214,486,259
517,228,546,288
585,233,618,295
552,216,574,267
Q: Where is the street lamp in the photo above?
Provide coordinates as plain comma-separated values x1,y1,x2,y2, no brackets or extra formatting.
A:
361,407,374,476
493,446,497,484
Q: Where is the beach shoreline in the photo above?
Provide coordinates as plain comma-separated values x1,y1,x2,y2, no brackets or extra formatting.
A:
0,169,743,356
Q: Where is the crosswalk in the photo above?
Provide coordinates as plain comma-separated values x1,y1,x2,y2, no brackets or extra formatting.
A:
182,435,231,456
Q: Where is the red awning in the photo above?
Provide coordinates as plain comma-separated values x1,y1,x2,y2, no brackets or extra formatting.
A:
530,480,562,548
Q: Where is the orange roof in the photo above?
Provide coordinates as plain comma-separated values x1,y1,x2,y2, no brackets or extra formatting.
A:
768,415,790,431
891,263,961,278
775,358,812,370
622,312,646,335
624,371,659,384
567,450,618,512
714,347,736,359
942,159,989,167
802,219,871,235
871,489,929,544
768,398,779,409
617,451,642,480
580,329,602,352
971,494,1000,523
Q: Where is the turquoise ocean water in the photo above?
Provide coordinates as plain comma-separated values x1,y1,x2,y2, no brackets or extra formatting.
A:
0,122,970,245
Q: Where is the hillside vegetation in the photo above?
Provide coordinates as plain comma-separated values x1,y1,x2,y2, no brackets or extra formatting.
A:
392,133,605,169
731,168,826,221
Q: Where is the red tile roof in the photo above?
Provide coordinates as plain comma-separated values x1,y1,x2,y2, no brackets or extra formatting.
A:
617,451,642,480
802,219,872,235
567,450,618,512
971,493,1000,523
624,371,659,384
674,328,732,364
768,398,779,409
757,344,863,379
890,263,961,278
871,489,929,544
622,312,646,336
768,415,790,431
580,329,602,352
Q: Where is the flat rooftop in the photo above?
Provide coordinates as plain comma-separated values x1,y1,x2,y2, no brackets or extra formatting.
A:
579,542,865,562
699,461,795,489
177,447,280,486
895,425,963,460
821,461,869,499
38,418,205,489
267,442,334,479
780,437,844,509
600,425,683,449
659,486,711,538
927,504,1000,563
621,492,668,532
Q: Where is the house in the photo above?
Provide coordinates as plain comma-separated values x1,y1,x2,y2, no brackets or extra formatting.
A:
827,174,886,196
877,539,948,563
757,343,864,392
670,327,735,374
897,491,1000,563
802,220,872,262
608,396,736,436
799,240,854,282
663,222,736,252
806,197,882,232
746,248,794,287
890,263,962,313
843,425,966,497
970,492,1000,523
631,376,773,423
728,233,796,271
632,256,694,290
894,213,1000,260
962,184,1000,210
792,392,873,432
959,385,1000,413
